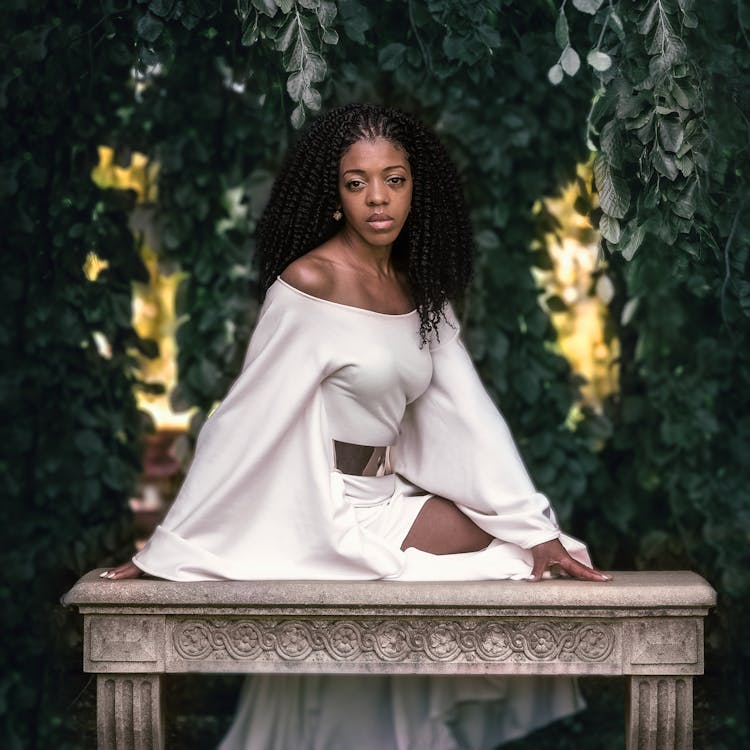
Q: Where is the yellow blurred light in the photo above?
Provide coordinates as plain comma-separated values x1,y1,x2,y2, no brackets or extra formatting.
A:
536,162,619,411
92,145,186,430
83,251,109,281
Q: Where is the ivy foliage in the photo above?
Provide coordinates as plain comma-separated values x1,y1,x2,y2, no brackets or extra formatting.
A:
3,0,749,747
561,2,750,743
1,3,153,747
554,0,706,260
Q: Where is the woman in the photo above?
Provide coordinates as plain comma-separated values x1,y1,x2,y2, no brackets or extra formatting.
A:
104,104,609,748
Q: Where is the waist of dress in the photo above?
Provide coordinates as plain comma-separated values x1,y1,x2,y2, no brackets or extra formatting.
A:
333,470,397,508
332,440,394,477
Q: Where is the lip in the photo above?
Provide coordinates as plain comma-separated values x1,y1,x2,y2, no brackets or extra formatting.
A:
366,213,395,230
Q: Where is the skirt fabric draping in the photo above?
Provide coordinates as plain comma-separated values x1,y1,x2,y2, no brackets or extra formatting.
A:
216,469,586,750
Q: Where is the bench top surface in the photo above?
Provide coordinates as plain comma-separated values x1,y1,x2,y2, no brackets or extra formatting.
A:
62,569,716,610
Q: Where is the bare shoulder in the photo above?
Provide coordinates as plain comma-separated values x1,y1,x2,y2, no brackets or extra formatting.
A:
279,253,335,299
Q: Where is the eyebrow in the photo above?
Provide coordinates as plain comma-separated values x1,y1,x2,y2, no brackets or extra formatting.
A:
342,165,408,175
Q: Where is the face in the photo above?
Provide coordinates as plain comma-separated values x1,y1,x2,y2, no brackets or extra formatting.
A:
337,137,412,249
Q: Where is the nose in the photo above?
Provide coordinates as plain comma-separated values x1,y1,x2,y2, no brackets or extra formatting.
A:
366,179,389,205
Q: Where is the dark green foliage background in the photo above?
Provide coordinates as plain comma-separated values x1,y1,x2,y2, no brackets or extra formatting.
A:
2,0,747,747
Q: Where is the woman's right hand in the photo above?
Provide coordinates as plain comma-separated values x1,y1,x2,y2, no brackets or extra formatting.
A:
99,561,143,580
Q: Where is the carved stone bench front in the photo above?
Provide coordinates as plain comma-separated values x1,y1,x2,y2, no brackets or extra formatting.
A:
62,570,716,750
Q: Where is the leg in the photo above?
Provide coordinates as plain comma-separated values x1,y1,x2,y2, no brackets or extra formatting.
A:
97,674,164,749
626,675,693,750
400,495,493,554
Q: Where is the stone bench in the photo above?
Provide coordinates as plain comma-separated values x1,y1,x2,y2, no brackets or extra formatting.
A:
62,569,715,750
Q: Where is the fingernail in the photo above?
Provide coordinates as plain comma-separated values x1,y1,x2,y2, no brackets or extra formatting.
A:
99,571,107,577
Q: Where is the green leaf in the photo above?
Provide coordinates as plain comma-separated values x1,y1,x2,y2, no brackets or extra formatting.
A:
139,45,160,65
621,296,639,323
132,335,159,358
530,248,554,271
587,49,612,71
675,154,694,177
136,12,164,43
290,103,306,129
251,0,278,17
477,25,501,48
169,383,192,413
600,121,624,169
637,3,659,35
378,43,407,71
547,63,563,85
625,109,652,133
572,0,605,14
134,379,166,394
148,0,175,17
321,27,339,45
657,118,684,153
682,11,698,28
670,81,691,109
241,22,259,46
302,86,322,111
276,16,297,53
490,330,509,360
738,281,750,317
339,0,371,44
653,147,680,180
180,11,201,30
560,46,581,76
593,154,631,219
475,229,500,250
673,180,697,219
634,117,655,146
303,52,326,81
515,370,540,404
316,0,337,27
74,430,104,454
546,295,568,313
573,195,591,216
443,34,476,64
648,34,687,71
608,10,625,41
555,10,569,49
600,214,621,243
616,90,647,119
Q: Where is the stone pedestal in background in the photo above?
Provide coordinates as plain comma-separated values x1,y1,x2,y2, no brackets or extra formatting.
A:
130,428,184,546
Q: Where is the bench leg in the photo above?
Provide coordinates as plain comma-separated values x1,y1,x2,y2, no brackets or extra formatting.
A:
97,674,164,750
626,675,693,750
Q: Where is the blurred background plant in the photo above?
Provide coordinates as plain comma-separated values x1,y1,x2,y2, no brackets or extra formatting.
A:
2,0,747,747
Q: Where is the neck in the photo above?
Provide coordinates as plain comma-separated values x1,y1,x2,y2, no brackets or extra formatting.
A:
336,227,396,278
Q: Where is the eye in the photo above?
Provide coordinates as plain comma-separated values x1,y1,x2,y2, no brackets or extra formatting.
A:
346,179,365,190
387,175,407,186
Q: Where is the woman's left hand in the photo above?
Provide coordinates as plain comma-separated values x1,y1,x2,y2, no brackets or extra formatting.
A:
99,561,143,580
529,538,611,582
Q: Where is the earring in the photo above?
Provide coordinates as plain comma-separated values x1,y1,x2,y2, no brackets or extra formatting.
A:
333,208,343,221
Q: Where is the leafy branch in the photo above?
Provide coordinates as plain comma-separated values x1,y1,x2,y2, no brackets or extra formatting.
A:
236,0,338,127
551,0,705,262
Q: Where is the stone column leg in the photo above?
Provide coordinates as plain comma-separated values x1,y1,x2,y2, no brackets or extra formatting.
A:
97,674,164,750
626,675,693,750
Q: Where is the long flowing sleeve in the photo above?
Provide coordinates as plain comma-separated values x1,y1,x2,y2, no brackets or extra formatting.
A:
393,304,590,561
132,284,404,581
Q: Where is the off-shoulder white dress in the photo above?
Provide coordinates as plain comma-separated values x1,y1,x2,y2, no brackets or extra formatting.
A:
132,276,591,749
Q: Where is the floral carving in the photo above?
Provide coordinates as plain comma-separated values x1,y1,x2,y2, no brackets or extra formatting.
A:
172,619,616,665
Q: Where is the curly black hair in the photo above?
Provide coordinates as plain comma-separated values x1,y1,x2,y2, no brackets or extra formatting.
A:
256,103,475,345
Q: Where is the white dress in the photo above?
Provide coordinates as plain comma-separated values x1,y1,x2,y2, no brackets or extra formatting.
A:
132,276,591,748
